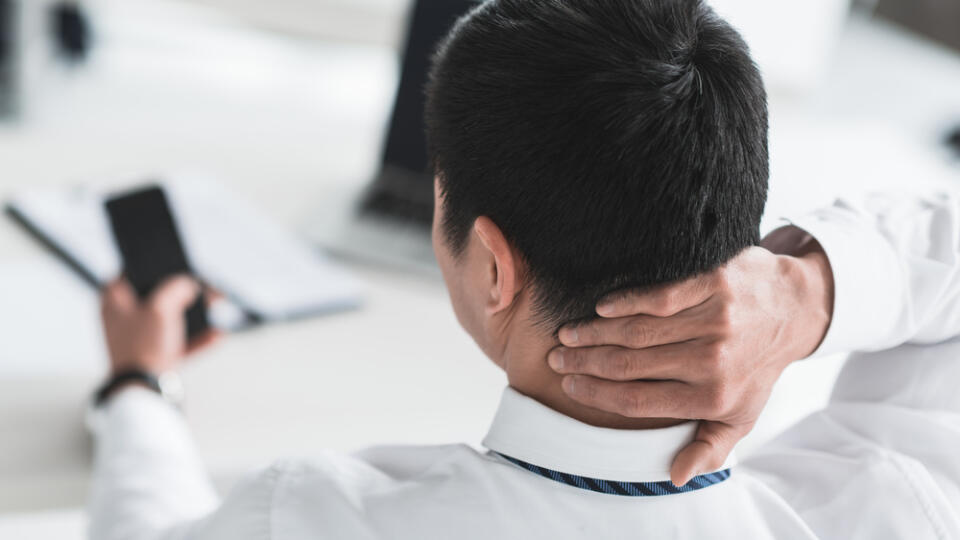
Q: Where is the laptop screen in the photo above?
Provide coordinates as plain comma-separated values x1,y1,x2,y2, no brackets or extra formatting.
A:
380,0,477,177
876,0,960,52
0,0,16,117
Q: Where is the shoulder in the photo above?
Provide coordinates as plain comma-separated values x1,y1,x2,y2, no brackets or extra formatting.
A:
742,408,960,538
355,443,487,476
185,463,287,539
272,443,490,489
255,445,501,539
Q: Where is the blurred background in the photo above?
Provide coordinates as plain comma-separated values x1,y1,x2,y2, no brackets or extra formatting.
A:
0,0,958,536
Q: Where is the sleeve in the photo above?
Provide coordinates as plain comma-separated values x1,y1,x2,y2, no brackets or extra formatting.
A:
87,387,280,540
785,190,960,356
744,191,960,537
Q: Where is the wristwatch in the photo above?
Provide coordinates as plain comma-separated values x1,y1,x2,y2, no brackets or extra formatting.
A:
93,369,185,408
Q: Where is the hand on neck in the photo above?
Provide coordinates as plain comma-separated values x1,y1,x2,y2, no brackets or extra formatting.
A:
498,309,686,431
448,214,687,431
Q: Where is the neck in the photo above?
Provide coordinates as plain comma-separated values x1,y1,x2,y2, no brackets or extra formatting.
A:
499,318,684,430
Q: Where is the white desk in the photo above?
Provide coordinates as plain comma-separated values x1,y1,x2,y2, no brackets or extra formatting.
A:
0,3,958,528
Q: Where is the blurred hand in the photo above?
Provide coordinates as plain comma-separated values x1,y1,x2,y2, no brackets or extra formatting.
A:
101,275,221,376
548,227,833,486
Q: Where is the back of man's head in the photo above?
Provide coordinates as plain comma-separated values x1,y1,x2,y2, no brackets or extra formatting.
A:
426,0,768,328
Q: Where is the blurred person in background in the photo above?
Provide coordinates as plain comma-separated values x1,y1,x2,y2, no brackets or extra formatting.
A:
87,0,960,538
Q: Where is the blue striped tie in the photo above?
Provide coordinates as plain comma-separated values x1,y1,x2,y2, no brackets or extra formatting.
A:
493,452,731,496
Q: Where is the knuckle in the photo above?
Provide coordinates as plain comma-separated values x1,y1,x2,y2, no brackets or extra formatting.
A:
566,349,587,372
703,341,726,370
609,351,636,380
714,303,735,333
703,385,734,416
659,288,678,311
652,292,674,316
709,343,735,384
102,288,119,306
713,268,734,295
703,358,724,380
606,291,631,310
585,322,603,344
622,320,650,347
588,382,606,403
616,388,643,416
576,377,598,400
147,301,167,318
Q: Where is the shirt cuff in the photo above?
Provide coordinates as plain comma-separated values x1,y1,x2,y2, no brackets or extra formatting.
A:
784,205,904,358
86,386,187,444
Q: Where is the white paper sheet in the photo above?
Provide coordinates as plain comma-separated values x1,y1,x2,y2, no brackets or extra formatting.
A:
6,173,362,324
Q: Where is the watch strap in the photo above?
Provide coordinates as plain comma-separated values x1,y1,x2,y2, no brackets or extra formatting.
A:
94,369,161,408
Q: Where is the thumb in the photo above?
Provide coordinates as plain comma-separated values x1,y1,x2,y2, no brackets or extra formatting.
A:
670,421,750,487
148,275,200,316
102,276,137,312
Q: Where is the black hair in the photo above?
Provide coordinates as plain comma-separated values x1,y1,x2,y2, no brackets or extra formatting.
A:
426,0,768,328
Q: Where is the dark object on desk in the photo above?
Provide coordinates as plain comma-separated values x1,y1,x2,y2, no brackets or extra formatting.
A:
876,0,960,52
105,186,209,341
358,0,476,227
314,0,476,272
948,126,960,158
0,0,17,118
51,1,91,61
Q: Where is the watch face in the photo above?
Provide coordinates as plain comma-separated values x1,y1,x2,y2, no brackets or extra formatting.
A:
158,372,185,406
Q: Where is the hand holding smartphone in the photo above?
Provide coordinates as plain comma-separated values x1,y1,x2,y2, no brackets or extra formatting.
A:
105,185,209,341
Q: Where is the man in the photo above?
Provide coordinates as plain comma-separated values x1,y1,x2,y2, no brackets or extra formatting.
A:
88,0,960,538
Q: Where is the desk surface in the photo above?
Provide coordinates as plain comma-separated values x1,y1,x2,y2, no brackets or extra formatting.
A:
1,5,959,515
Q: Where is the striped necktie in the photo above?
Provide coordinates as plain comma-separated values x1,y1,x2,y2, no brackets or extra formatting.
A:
493,452,731,497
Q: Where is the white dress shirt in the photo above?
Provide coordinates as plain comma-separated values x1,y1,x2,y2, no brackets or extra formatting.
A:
88,191,960,540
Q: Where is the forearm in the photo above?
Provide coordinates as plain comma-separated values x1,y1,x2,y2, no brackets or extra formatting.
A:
780,190,960,355
88,387,218,540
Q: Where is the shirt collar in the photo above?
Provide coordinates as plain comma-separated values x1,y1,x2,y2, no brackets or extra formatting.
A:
482,387,736,482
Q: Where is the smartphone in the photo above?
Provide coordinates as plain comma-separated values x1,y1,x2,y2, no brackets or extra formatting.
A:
105,185,209,340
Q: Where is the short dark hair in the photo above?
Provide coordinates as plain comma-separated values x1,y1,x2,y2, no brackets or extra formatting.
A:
426,0,768,328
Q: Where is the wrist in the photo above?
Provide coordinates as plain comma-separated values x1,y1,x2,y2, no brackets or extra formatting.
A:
776,239,834,359
94,369,184,408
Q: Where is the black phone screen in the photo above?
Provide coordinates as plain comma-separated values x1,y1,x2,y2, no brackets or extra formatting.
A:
105,185,208,339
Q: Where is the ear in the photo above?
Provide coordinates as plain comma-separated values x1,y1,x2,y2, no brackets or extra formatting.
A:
472,216,520,315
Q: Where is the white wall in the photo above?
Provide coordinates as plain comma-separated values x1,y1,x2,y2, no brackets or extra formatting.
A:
191,0,411,46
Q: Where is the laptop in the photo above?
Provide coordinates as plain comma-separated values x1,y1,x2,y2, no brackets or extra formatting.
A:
876,0,960,52
307,0,477,274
